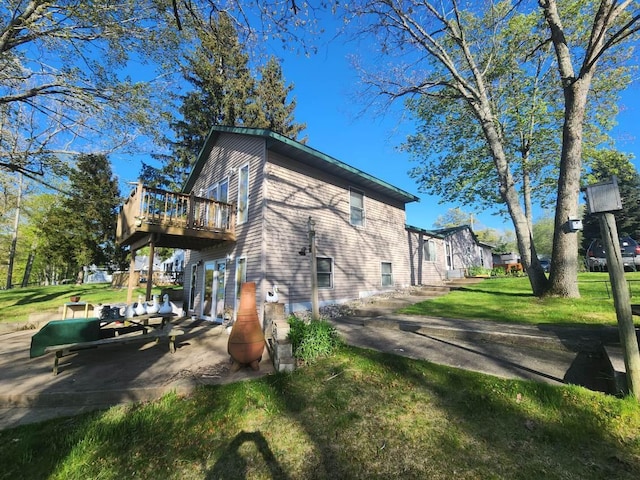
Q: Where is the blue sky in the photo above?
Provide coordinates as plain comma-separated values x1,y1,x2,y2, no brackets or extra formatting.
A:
111,23,639,234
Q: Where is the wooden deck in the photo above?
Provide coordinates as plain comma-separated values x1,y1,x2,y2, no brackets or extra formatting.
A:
116,183,236,250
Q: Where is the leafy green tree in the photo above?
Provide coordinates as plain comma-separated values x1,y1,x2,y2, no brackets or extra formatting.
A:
36,195,78,284
343,0,638,297
532,216,555,259
433,208,477,229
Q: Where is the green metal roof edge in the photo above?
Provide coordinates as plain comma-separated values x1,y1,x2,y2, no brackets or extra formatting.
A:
184,125,419,203
182,128,222,193
405,224,445,239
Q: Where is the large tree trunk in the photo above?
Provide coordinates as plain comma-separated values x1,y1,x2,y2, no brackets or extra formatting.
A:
21,243,36,287
477,107,550,296
548,79,589,297
6,173,23,289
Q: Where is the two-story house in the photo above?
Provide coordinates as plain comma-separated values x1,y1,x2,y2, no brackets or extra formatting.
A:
117,126,419,322
185,126,424,321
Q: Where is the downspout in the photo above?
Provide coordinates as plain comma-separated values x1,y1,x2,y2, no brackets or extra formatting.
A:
260,140,268,325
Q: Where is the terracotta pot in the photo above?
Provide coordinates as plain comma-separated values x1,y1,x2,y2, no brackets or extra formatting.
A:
228,282,265,370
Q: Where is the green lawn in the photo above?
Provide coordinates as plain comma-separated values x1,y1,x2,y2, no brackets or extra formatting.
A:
0,283,171,324
399,272,640,326
0,347,639,479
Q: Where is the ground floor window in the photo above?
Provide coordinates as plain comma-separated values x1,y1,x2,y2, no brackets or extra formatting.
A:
424,239,437,262
188,264,198,311
381,262,393,286
235,256,247,311
317,257,333,288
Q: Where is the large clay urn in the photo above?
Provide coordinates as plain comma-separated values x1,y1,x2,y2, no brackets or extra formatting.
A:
227,282,265,371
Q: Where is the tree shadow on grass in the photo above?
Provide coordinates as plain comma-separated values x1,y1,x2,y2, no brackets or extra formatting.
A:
452,286,533,297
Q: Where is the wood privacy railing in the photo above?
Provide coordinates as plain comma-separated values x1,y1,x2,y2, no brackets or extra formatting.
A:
117,183,235,241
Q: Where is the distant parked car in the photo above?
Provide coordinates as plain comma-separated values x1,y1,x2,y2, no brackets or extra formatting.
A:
539,259,550,273
586,236,640,272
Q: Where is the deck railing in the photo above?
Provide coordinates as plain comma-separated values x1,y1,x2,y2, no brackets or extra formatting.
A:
117,183,235,242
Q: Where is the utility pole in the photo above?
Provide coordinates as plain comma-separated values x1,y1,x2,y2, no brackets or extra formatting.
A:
585,177,640,401
599,212,640,400
308,216,319,319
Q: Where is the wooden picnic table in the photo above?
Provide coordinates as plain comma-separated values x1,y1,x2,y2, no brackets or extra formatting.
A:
31,313,183,375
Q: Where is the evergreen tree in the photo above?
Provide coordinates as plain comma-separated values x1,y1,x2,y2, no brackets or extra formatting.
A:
147,12,256,191
582,150,640,251
145,13,305,191
38,154,124,282
254,57,307,140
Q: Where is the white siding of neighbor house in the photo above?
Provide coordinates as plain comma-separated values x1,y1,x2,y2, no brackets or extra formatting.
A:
262,151,411,313
445,227,493,273
183,133,267,320
406,229,448,285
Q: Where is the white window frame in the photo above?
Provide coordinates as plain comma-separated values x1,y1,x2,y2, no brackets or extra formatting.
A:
317,256,334,289
207,177,229,227
188,264,198,312
207,177,229,202
381,261,393,287
237,163,250,225
349,188,365,227
234,256,247,313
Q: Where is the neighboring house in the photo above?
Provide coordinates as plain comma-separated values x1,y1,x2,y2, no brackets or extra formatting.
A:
406,225,449,285
432,225,494,278
111,253,164,288
84,266,113,284
116,126,491,323
161,249,185,285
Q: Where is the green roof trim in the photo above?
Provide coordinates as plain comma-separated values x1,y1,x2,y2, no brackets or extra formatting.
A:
183,125,419,204
405,224,445,239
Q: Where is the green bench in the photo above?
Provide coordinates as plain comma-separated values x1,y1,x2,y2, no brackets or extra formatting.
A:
31,318,183,375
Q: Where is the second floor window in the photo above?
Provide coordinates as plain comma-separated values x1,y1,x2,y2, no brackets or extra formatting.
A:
208,178,229,203
206,179,229,227
238,163,249,224
350,188,364,226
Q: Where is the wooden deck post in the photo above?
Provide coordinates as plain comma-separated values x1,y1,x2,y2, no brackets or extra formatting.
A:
126,248,137,304
146,235,156,301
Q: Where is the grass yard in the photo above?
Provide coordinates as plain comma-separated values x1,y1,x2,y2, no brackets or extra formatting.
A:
399,272,640,326
1,273,640,478
0,346,639,479
0,283,170,324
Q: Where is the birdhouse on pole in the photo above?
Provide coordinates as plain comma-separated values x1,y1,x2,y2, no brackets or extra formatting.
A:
584,176,622,214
